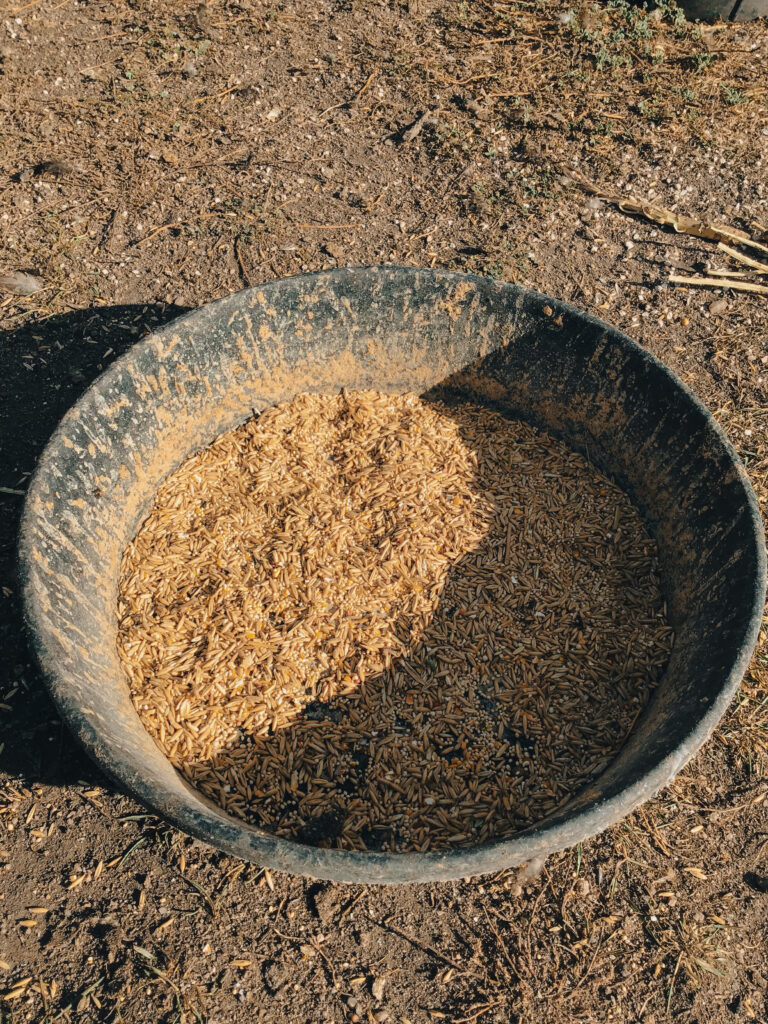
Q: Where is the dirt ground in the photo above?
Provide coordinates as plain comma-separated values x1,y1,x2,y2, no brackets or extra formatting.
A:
1,0,768,1021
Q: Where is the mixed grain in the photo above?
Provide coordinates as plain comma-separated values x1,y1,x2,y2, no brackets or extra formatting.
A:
117,391,673,852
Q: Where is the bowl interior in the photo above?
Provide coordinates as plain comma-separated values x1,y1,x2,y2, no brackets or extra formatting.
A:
19,267,765,883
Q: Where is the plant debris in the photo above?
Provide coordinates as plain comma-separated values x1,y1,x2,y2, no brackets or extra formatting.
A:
669,275,768,296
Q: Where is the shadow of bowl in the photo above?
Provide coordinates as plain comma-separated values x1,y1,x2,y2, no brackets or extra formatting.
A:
17,267,766,883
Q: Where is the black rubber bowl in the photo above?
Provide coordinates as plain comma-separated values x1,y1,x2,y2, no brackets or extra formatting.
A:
18,267,766,884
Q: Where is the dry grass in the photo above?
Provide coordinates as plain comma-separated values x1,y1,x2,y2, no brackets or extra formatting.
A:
117,391,673,852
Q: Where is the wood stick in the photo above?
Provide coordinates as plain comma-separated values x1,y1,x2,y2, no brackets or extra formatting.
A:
715,229,768,257
718,242,768,274
669,275,768,296
705,268,751,278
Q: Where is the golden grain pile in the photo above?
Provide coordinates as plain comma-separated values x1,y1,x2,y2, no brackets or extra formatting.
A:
117,391,673,852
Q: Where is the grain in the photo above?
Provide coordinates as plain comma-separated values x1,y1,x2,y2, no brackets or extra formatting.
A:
117,391,673,852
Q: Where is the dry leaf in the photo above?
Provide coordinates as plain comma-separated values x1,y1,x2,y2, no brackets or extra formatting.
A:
682,866,708,880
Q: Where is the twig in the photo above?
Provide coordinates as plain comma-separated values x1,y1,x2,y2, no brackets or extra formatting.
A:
718,242,768,274
136,213,221,246
310,938,341,990
669,275,768,296
234,236,251,287
179,873,216,916
454,1002,503,1023
338,890,365,922
294,223,358,230
486,90,533,99
190,85,241,106
483,907,516,983
705,267,752,279
448,73,499,87
137,222,183,246
317,99,349,118
119,836,147,866
666,952,683,1014
470,33,544,45
354,70,377,102
563,926,606,1000
377,919,480,978
637,806,672,857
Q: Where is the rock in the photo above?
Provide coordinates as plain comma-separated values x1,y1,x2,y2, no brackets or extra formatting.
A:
575,877,590,896
371,976,387,1001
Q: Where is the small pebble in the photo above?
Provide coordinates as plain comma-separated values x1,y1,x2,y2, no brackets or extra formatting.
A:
371,976,387,1001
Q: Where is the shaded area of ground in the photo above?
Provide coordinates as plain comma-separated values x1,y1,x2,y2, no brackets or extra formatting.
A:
1,1,767,1022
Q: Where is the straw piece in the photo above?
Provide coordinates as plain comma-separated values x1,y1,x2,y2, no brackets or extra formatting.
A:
669,275,768,296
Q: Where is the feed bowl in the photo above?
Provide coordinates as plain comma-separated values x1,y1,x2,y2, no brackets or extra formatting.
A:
19,267,765,884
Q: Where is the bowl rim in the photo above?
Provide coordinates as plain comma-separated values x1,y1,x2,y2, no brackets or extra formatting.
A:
18,266,767,883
